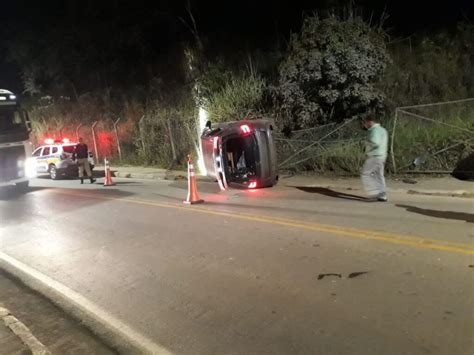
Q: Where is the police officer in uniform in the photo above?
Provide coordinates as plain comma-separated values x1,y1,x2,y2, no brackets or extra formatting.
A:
73,137,96,184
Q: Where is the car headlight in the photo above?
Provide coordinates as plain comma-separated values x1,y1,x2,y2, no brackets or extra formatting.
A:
25,158,37,178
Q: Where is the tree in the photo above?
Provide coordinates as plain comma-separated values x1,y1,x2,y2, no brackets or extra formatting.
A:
383,22,474,108
277,14,390,130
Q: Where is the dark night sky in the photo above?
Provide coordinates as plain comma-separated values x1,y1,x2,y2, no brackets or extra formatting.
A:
1,1,470,36
0,0,472,93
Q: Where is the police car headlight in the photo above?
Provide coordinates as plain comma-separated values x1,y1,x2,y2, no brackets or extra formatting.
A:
25,158,37,178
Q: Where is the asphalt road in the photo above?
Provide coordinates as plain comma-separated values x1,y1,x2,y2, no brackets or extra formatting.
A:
1,177,473,354
0,269,115,354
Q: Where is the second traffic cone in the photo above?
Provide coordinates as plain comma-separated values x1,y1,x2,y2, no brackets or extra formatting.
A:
184,155,203,205
103,158,115,187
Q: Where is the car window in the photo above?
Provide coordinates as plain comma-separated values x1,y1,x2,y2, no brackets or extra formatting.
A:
42,147,50,156
33,148,42,157
0,107,24,132
52,147,58,154
63,145,76,153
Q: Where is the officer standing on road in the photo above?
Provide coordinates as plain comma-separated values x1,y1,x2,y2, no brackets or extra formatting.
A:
73,137,96,184
361,117,388,202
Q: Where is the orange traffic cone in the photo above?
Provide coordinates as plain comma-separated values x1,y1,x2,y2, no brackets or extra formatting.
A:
184,155,204,204
103,158,115,187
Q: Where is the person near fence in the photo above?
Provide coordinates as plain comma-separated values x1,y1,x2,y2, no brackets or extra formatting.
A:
73,137,96,184
361,117,388,202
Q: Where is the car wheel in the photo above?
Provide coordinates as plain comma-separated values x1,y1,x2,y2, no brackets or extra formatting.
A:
49,164,58,180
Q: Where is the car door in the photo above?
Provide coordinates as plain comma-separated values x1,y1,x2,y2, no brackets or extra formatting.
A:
32,147,46,172
37,146,51,172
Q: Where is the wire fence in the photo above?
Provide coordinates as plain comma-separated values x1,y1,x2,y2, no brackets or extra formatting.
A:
276,117,366,174
30,97,474,174
390,98,474,173
31,114,198,169
275,98,474,175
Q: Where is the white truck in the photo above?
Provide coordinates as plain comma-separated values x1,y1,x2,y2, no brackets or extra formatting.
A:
0,89,35,191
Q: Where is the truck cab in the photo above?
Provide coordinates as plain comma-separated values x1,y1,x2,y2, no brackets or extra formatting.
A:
0,89,35,190
201,119,278,190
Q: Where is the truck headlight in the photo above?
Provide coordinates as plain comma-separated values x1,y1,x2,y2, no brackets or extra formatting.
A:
25,158,37,178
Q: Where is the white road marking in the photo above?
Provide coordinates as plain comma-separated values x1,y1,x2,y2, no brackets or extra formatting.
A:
1,306,51,355
0,251,171,354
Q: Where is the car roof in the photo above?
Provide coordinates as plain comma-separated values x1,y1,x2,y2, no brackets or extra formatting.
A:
36,143,78,148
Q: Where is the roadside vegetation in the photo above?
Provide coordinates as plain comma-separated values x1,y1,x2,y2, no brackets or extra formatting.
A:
4,6,473,173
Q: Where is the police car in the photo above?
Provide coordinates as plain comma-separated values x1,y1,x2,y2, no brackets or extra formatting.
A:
31,138,95,180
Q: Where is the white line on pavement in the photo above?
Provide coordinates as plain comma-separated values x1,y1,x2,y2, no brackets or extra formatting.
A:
1,306,51,355
0,251,172,355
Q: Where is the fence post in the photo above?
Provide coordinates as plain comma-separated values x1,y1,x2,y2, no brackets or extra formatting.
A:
75,123,83,141
113,117,122,161
138,115,147,161
91,121,99,163
390,109,398,174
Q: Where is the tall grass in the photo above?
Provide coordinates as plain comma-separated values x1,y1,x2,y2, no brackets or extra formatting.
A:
206,74,266,122
391,106,474,171
276,103,474,174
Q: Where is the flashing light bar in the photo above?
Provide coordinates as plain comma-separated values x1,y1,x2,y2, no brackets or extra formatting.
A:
44,137,71,144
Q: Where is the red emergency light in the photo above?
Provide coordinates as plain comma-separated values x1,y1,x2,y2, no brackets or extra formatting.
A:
240,124,251,135
44,137,71,144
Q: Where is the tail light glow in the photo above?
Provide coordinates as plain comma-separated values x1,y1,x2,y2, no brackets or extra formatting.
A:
248,181,257,189
240,124,251,134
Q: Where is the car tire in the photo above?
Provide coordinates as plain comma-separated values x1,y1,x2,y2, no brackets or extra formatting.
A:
49,164,59,180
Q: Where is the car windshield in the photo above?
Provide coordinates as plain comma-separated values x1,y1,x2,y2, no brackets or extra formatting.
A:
0,107,26,133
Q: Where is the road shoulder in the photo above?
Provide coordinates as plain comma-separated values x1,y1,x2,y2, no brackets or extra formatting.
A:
0,269,115,354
